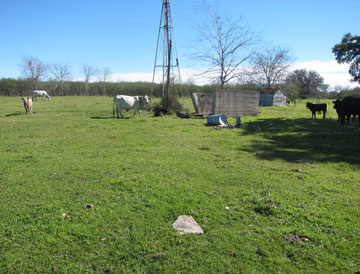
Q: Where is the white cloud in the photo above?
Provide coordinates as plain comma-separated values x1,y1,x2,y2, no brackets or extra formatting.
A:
108,68,212,86
109,72,153,83
292,60,358,90
102,60,359,90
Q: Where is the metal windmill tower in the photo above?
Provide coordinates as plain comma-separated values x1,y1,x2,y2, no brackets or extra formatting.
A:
151,0,182,110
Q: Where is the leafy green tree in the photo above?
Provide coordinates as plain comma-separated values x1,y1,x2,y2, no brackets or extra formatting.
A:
0,78,18,96
0,78,27,96
282,82,300,105
332,33,360,83
286,69,327,99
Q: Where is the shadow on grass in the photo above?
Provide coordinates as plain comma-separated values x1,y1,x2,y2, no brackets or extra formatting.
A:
240,118,360,164
90,116,115,119
90,116,133,120
5,111,22,117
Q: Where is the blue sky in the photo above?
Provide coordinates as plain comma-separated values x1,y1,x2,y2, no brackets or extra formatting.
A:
1,0,359,88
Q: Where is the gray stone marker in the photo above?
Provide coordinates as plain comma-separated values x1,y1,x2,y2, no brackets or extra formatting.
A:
172,215,204,235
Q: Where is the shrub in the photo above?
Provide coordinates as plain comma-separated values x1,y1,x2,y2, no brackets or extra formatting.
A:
152,95,183,115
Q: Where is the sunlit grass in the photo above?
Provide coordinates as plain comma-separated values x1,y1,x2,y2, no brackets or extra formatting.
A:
0,96,359,273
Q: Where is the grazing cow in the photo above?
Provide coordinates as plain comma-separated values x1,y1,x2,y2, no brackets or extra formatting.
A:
306,102,327,119
113,95,150,118
22,97,33,115
32,90,51,101
339,96,360,126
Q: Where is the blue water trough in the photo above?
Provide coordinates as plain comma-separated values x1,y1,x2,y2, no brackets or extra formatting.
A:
207,114,228,126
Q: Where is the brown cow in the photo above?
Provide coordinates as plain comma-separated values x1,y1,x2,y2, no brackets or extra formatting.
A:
22,97,33,115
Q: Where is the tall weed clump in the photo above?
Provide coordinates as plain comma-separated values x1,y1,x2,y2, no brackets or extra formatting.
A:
152,95,183,115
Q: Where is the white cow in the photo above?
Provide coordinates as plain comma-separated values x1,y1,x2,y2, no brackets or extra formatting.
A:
113,95,150,118
32,90,51,101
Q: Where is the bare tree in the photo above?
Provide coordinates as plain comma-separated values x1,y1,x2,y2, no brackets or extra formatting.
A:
99,67,111,96
51,63,72,95
20,56,48,91
249,46,294,89
46,78,59,96
80,64,98,95
191,4,257,87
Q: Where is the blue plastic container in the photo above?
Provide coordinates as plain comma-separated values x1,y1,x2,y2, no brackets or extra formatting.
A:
207,114,227,126
236,116,242,128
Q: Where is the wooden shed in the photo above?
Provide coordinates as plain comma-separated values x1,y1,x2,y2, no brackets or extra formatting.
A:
259,90,288,107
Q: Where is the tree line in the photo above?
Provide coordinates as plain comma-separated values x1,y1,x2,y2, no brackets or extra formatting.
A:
2,53,356,100
0,76,215,98
1,75,359,100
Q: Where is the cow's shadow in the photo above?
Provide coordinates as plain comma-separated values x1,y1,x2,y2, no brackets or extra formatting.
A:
239,118,360,164
90,116,114,120
5,112,38,116
5,111,22,117
90,116,132,120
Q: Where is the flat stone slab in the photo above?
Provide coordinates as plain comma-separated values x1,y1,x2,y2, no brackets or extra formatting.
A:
172,215,204,235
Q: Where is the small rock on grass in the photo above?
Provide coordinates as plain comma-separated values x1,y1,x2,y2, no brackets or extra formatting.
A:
289,169,310,174
286,233,310,244
172,215,204,235
61,213,71,220
152,253,165,259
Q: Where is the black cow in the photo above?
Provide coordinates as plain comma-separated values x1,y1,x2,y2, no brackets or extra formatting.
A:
333,99,358,123
339,97,360,126
333,99,342,122
306,102,327,119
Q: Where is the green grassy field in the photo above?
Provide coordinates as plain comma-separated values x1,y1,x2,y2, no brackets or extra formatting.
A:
0,96,359,273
